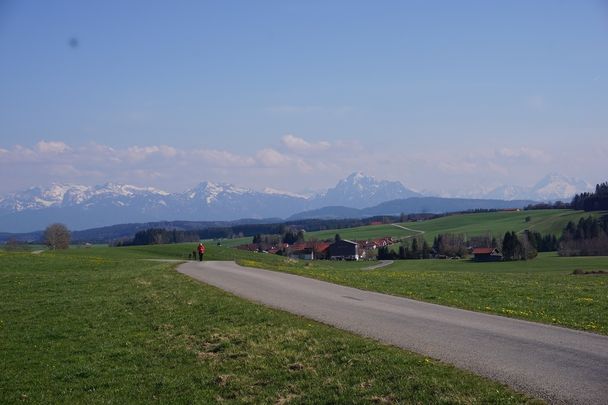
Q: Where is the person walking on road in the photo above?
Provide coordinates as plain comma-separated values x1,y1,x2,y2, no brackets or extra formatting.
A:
197,242,206,261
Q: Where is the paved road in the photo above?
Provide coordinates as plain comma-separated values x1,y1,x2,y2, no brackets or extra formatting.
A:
178,261,608,404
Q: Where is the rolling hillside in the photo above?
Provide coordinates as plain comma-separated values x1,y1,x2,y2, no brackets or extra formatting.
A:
306,209,605,242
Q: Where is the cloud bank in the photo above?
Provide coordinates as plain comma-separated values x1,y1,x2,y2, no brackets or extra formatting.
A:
0,134,604,195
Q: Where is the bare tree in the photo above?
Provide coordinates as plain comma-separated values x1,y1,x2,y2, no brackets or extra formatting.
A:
43,223,71,250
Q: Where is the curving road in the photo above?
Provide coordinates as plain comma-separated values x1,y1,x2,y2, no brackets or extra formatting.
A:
178,261,608,404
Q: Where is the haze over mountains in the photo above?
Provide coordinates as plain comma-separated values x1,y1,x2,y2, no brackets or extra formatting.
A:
0,172,591,232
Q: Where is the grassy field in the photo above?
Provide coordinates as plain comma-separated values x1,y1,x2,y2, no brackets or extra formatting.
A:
0,247,537,404
306,209,605,242
204,237,252,248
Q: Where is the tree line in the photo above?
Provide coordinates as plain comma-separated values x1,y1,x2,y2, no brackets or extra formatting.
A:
113,228,200,246
571,182,608,211
252,227,306,246
558,216,608,256
378,231,541,261
377,237,432,260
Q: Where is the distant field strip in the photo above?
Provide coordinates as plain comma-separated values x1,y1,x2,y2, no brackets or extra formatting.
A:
305,210,606,243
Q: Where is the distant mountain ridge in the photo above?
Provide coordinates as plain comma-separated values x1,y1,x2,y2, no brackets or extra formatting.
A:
0,172,590,232
482,174,592,201
287,197,537,221
0,173,420,232
0,181,309,232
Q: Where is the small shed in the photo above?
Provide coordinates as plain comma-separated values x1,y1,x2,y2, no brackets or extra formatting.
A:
329,239,360,260
472,247,503,262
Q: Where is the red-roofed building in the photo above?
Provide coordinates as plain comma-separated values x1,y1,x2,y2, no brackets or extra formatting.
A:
287,241,331,260
472,247,503,262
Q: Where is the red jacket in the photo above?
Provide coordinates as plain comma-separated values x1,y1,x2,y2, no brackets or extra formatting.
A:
197,244,206,254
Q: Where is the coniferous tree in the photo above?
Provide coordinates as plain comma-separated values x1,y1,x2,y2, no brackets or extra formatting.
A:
571,181,608,211
411,238,419,259
398,245,406,260
422,240,431,259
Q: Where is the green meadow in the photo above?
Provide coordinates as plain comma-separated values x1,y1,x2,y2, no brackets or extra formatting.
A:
0,247,536,404
306,209,604,242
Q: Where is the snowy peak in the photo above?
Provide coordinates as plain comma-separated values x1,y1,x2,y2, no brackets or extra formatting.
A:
483,185,531,201
92,183,169,197
485,173,592,201
0,183,88,211
262,187,309,199
183,181,252,204
0,183,171,212
531,173,592,201
315,172,420,208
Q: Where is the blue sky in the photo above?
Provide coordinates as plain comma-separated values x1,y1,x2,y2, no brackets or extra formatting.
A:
0,1,607,194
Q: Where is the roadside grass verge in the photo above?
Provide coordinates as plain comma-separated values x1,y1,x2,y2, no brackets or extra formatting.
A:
237,252,608,335
0,250,537,403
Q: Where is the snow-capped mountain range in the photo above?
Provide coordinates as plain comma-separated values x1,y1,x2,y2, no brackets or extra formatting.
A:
0,173,592,232
427,174,592,202
478,174,593,202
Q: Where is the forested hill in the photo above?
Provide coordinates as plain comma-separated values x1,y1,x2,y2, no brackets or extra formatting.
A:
571,182,608,211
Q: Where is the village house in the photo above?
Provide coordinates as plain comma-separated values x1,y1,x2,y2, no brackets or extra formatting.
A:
329,239,360,260
287,241,331,260
358,237,395,252
471,247,503,262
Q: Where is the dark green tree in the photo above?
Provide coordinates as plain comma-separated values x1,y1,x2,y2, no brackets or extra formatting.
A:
421,240,431,259
411,238,419,259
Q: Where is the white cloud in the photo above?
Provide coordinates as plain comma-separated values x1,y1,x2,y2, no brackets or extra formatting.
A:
256,148,291,167
124,145,178,161
495,147,550,162
0,137,599,197
438,160,478,174
281,134,331,154
193,149,256,168
36,141,71,154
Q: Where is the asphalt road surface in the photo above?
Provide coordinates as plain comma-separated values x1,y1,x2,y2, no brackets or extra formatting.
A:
178,261,608,404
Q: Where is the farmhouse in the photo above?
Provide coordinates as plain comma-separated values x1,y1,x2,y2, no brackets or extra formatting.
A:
472,247,503,262
289,247,315,260
329,239,360,260
287,242,331,260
